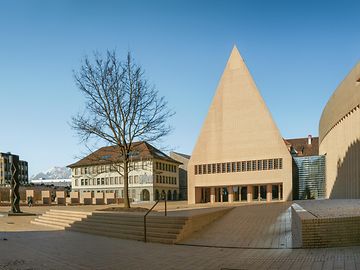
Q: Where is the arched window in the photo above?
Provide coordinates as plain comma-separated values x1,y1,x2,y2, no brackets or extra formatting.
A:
141,189,150,201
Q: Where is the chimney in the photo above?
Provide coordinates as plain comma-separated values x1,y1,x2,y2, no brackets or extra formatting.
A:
307,135,312,145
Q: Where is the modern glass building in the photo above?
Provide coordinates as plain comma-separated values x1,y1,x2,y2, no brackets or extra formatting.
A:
293,155,326,200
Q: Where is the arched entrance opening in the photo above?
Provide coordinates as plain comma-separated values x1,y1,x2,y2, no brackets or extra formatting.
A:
141,189,150,201
173,190,177,201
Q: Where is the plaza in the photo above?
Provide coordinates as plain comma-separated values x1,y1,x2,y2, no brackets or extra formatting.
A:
1,202,360,269
1,1,360,269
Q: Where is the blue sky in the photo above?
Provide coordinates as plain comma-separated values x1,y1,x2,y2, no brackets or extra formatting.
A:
0,0,359,176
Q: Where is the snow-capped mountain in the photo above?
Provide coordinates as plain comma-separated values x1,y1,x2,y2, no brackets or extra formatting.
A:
31,166,71,180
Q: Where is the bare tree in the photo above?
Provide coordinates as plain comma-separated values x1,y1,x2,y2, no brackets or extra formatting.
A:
71,51,173,208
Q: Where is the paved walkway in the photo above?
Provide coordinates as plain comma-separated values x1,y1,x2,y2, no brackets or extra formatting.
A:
1,230,360,269
181,202,293,248
1,202,360,269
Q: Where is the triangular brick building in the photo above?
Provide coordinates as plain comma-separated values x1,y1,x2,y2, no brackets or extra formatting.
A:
188,46,292,204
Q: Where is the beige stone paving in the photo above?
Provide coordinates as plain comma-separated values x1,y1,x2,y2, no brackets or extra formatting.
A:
2,202,360,269
4,230,360,270
180,202,294,248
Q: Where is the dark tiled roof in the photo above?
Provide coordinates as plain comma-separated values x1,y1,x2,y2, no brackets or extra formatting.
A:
284,137,319,157
170,151,191,160
68,142,181,168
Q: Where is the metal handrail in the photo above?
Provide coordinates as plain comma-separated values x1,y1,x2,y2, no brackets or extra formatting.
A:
144,196,167,242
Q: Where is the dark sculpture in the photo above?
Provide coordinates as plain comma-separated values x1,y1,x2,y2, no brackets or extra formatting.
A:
9,155,21,213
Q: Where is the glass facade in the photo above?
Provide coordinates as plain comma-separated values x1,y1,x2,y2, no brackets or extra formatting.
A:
293,155,326,200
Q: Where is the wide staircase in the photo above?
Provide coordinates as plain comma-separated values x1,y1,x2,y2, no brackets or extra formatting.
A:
31,210,187,244
69,212,187,244
31,207,232,244
31,209,92,229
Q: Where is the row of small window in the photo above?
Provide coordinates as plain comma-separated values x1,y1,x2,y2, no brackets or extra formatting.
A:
195,158,283,175
155,162,177,173
75,175,142,186
74,161,151,175
155,175,177,185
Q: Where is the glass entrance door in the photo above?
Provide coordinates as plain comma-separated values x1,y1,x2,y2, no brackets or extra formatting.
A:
272,185,279,200
240,186,247,201
201,188,210,203
260,185,267,201
233,186,239,201
222,187,228,202
253,186,259,200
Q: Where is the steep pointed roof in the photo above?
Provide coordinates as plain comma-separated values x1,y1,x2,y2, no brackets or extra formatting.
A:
190,46,289,163
227,45,244,70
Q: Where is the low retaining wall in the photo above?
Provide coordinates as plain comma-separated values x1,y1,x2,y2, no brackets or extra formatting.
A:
292,203,360,248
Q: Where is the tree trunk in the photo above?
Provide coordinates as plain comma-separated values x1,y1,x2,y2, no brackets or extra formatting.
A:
123,158,130,208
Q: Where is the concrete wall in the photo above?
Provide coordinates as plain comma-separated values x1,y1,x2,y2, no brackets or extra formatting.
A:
319,62,360,198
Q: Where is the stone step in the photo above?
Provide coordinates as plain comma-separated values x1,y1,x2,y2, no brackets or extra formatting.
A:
70,222,179,239
68,226,175,244
31,219,69,229
92,212,186,222
40,214,84,222
44,213,90,220
79,219,183,233
84,216,186,228
32,209,188,244
47,210,91,218
31,209,90,230
70,224,178,239
49,209,92,216
37,216,81,225
92,212,186,221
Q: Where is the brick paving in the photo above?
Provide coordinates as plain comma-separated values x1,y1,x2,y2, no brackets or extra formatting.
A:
1,230,360,269
1,203,360,269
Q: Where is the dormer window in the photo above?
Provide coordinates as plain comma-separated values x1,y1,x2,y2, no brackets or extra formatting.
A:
290,146,298,156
